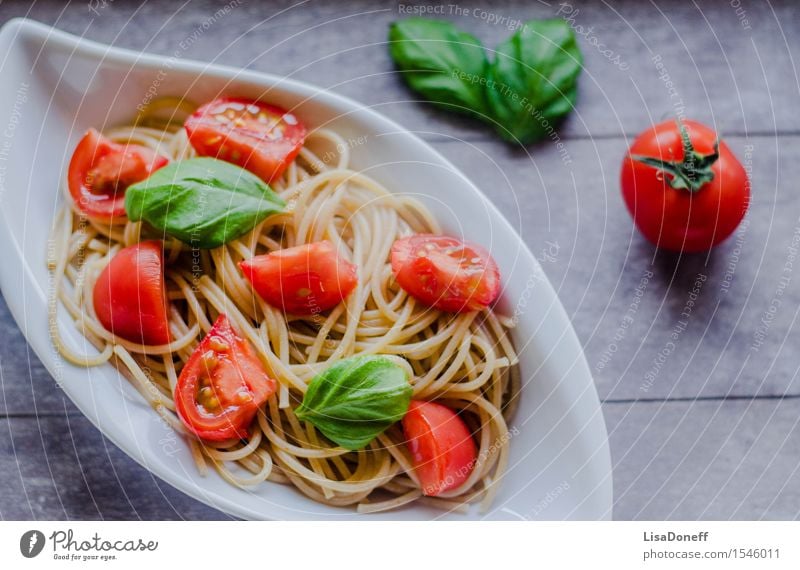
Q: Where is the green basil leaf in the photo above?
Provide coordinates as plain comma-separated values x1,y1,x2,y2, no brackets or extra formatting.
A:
295,355,413,451
485,19,583,144
389,18,490,118
125,157,285,249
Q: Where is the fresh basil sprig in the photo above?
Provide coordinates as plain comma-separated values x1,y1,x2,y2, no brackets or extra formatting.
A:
389,18,489,118
295,355,413,451
388,17,583,144
486,19,582,143
125,157,285,249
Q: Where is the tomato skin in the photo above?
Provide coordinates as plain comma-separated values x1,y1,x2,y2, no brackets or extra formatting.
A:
240,241,358,315
184,97,306,183
621,120,750,252
68,129,169,220
92,241,171,345
175,314,276,441
390,235,500,313
402,400,477,496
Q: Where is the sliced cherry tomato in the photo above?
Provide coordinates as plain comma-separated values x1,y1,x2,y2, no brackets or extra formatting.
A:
68,129,169,220
92,241,170,345
402,400,477,496
240,241,358,315
175,314,276,441
184,97,306,183
621,119,749,252
390,235,500,313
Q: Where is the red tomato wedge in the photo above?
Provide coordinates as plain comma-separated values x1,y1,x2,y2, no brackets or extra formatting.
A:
391,235,500,313
240,241,358,315
68,129,169,220
175,314,276,441
92,241,171,345
402,400,477,496
184,97,306,183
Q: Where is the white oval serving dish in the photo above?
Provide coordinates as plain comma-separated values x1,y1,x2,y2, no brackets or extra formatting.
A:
0,18,612,520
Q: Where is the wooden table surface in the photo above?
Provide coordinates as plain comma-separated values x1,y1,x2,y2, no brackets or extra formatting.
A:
2,0,799,520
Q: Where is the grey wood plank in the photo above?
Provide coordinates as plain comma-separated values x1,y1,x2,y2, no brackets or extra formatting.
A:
436,134,800,400
241,0,800,139
0,414,226,520
607,398,800,520
3,399,799,520
0,0,795,141
0,294,78,416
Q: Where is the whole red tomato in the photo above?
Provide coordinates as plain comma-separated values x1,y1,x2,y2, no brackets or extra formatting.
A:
620,119,749,252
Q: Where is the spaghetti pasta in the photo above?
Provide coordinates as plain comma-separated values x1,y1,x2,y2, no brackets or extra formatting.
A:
48,100,519,514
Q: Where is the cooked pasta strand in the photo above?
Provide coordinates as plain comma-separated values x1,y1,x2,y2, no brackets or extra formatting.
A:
48,100,519,513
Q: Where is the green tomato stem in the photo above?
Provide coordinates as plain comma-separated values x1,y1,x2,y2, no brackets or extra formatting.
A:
631,119,720,193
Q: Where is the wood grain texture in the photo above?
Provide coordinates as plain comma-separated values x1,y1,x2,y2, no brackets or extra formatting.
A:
0,0,798,520
435,135,800,401
606,398,800,520
0,414,227,520
3,401,799,521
